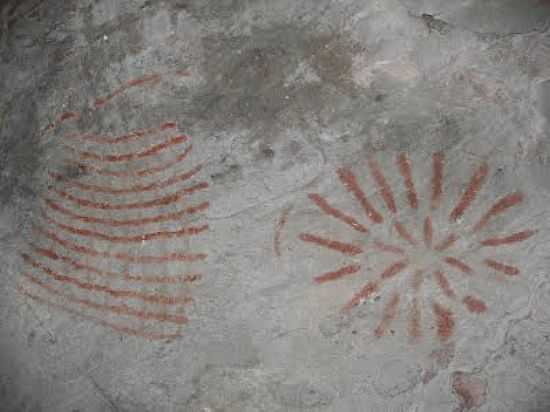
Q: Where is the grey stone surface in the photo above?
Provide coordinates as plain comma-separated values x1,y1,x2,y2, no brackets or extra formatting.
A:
0,0,549,411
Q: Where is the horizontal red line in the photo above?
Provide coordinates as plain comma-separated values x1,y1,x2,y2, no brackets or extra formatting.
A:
22,272,187,324
35,227,207,263
299,233,362,256
480,230,535,247
51,163,202,195
484,259,519,276
308,193,368,233
63,123,176,144
443,256,472,274
18,286,181,341
31,245,201,284
22,253,191,305
42,212,208,243
52,181,208,210
314,264,361,284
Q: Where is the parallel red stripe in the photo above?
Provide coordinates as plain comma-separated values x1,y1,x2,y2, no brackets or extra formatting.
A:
449,162,488,222
484,259,519,276
63,123,175,144
299,233,362,256
480,230,535,247
473,192,523,231
432,301,454,341
443,257,472,274
343,280,379,312
394,221,417,245
314,264,361,284
431,152,444,210
308,193,368,233
434,234,457,252
397,153,418,209
337,168,383,223
368,155,397,214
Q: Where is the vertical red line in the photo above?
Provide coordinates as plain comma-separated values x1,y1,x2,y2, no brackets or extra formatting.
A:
367,155,397,214
374,292,400,337
432,301,455,342
423,216,433,248
449,162,489,222
397,153,418,209
431,152,444,210
408,298,421,342
274,206,292,257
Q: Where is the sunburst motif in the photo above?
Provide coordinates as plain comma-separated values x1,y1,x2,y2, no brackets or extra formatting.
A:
299,153,536,342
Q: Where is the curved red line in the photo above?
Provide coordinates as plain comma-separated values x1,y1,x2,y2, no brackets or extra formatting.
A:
473,192,524,232
63,123,176,144
94,73,162,108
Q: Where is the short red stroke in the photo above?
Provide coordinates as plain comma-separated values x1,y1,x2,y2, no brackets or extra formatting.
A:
463,296,487,314
431,152,444,210
484,259,519,276
380,259,409,279
479,230,535,247
337,167,383,223
343,280,379,312
372,240,405,255
432,301,454,342
449,162,488,222
473,192,523,232
299,233,363,256
434,233,457,252
443,256,473,274
434,270,455,298
394,221,417,246
94,73,162,108
274,206,292,257
314,264,361,284
408,297,422,341
368,155,397,214
424,216,433,248
397,153,418,210
308,193,368,233
374,292,400,337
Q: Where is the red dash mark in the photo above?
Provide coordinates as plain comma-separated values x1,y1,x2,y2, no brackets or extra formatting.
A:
397,153,418,209
18,287,180,341
423,216,433,248
434,233,457,252
431,152,444,210
372,240,405,255
367,155,397,214
443,257,473,274
463,296,487,314
308,193,368,233
394,221,417,246
314,264,361,284
58,112,79,122
479,230,535,247
52,181,208,210
374,292,400,337
337,168,383,223
343,280,379,312
94,73,161,108
449,162,488,222
473,192,523,232
484,259,519,276
274,206,292,257
22,273,187,324
433,270,455,298
408,297,422,342
380,259,409,280
432,301,455,342
299,233,362,256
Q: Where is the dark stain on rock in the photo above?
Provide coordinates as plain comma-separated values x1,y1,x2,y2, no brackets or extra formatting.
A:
421,14,452,35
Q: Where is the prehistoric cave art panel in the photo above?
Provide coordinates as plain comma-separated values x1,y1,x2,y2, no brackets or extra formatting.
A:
18,70,209,340
280,152,536,343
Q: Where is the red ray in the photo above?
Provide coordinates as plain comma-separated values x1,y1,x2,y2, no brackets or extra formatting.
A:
314,264,361,284
308,193,368,233
443,256,473,274
411,269,424,292
394,221,417,245
343,281,379,312
94,73,162,108
433,270,455,298
484,259,519,276
463,296,487,314
449,162,488,222
397,153,418,209
408,297,422,342
431,152,444,210
374,292,400,337
432,301,455,342
434,233,458,252
274,206,292,257
372,240,405,255
473,192,523,232
380,259,409,279
368,155,397,214
299,233,362,256
63,123,175,144
337,168,383,223
480,230,535,247
424,216,433,248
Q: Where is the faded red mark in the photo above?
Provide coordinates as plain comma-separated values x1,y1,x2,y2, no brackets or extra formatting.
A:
443,257,472,274
479,230,535,247
408,297,422,341
343,281,379,312
394,221,417,245
314,264,361,284
451,371,487,412
484,259,519,276
58,112,80,122
308,193,368,233
380,259,409,279
64,124,173,144
18,287,181,341
368,155,397,214
337,167,383,223
411,270,424,291
432,301,454,342
374,292,400,337
274,206,292,257
434,270,455,298
449,162,488,222
52,181,208,210
463,296,487,314
44,198,208,227
372,240,405,255
434,233,457,252
473,192,523,231
431,152,444,210
423,217,433,248
397,153,418,209
299,233,362,256
94,73,161,108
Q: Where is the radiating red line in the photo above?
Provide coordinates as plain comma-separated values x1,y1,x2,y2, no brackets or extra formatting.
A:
18,287,180,341
424,216,433,248
397,153,418,209
432,301,454,342
408,297,421,341
314,264,361,284
394,221,417,245
299,233,362,256
22,272,187,324
51,163,202,195
66,145,193,178
94,73,162,108
480,230,535,247
372,240,405,255
367,155,397,214
63,123,175,144
431,152,444,210
343,280,379,312
42,212,208,243
52,181,208,210
31,245,201,284
21,253,191,305
374,292,400,337
433,270,455,298
484,259,519,276
44,198,208,227
308,193,368,233
463,296,487,314
449,162,488,222
274,206,292,257
337,168,383,223
35,227,207,263
434,234,457,252
380,259,409,279
473,192,523,231
75,135,187,163
411,270,424,291
443,257,473,274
